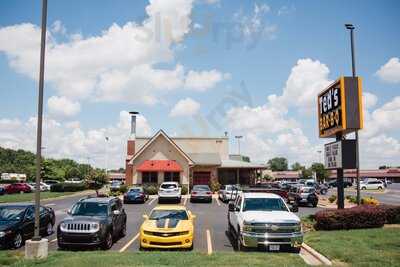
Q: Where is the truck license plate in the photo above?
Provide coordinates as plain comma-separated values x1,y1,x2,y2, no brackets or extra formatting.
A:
269,245,280,251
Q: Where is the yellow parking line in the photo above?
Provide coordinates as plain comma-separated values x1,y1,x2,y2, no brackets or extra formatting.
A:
183,197,188,206
215,197,221,206
206,229,213,255
119,233,140,253
148,197,157,205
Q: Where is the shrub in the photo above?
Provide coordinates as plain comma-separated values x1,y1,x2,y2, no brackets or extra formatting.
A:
50,182,87,192
328,195,337,203
346,195,357,204
119,185,128,194
379,204,400,224
361,196,379,205
181,185,188,195
143,184,158,195
209,177,221,192
314,205,386,230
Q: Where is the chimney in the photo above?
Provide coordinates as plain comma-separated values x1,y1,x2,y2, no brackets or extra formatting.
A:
126,111,139,185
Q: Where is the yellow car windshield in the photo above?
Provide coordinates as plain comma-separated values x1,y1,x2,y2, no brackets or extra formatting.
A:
149,210,188,220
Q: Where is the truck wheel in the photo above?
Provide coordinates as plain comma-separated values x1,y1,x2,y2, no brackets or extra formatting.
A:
292,247,301,254
236,232,245,251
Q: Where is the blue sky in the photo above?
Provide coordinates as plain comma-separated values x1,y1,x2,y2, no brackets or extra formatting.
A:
0,0,399,169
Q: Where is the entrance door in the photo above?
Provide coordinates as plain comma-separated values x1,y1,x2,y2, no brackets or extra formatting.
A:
193,172,211,185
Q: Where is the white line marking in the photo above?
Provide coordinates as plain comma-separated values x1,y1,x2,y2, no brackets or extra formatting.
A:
183,197,188,206
50,238,57,243
215,197,221,206
206,229,213,255
119,233,140,253
148,197,157,205
45,203,56,207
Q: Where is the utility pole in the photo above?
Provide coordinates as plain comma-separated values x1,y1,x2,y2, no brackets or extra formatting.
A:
26,0,48,260
345,23,361,205
105,136,109,177
235,135,243,155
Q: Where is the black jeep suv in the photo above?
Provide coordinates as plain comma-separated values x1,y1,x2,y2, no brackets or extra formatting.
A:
57,197,127,250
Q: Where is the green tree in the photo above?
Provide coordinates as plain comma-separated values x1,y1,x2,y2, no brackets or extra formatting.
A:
311,163,329,183
267,157,288,171
300,167,313,179
291,162,303,171
65,167,81,179
86,169,107,196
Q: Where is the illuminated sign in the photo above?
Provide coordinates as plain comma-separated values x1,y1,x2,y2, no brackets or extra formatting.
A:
324,140,357,170
318,77,363,138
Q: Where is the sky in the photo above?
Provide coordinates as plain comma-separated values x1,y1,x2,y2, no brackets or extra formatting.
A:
0,0,399,170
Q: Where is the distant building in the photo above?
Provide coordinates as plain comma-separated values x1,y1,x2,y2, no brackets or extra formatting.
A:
124,114,267,187
107,172,125,183
1,173,27,181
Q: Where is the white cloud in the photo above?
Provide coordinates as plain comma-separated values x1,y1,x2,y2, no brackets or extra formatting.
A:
0,0,226,106
185,69,230,91
169,98,200,117
47,96,81,118
0,111,152,169
376,57,400,83
233,3,277,42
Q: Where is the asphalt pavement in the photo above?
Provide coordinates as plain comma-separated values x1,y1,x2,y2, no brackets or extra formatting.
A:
17,193,322,253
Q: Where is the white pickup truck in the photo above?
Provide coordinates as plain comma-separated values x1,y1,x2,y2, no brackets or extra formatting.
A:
228,192,303,252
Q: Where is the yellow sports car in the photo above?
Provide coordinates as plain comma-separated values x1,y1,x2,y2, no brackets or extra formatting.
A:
140,205,196,250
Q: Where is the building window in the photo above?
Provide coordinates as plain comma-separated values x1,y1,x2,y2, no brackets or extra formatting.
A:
142,172,158,183
164,172,180,182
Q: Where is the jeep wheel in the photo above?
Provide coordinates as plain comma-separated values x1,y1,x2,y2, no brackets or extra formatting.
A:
13,232,23,249
102,231,113,250
120,223,127,237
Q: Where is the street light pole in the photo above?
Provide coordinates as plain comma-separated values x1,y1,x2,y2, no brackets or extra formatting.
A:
345,23,361,205
235,135,243,155
33,0,48,241
105,136,109,177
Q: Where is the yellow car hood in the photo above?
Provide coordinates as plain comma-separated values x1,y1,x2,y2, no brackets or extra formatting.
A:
142,219,193,232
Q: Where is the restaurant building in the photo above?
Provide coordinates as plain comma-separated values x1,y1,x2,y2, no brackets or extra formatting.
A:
125,113,266,187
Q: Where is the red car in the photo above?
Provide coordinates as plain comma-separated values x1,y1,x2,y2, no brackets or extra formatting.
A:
4,183,32,194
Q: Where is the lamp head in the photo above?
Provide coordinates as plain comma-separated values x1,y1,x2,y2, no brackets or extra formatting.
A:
345,23,355,30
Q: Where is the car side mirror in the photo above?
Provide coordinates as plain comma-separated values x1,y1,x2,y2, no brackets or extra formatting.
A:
290,204,299,213
113,210,121,215
228,202,235,212
142,214,149,220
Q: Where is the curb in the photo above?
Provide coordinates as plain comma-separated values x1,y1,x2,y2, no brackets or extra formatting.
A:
301,243,332,266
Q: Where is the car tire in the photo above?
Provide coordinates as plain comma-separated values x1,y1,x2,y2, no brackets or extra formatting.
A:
45,222,53,236
378,186,383,190
236,231,245,251
312,201,318,208
102,231,113,250
361,187,366,190
13,232,23,249
120,222,127,238
292,247,301,254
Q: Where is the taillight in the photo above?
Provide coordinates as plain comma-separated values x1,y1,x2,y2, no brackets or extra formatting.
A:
206,191,212,195
192,192,197,195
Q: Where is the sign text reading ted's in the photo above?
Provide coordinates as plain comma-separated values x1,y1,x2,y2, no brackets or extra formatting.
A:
318,81,342,137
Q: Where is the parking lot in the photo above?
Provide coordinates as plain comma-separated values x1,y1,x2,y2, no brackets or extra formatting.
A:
18,193,321,254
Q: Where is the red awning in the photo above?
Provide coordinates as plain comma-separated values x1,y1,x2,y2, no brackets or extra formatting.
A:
136,160,182,172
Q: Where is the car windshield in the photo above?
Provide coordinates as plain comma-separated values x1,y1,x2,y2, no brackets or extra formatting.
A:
193,185,210,191
111,181,121,185
243,198,288,212
161,184,177,189
149,210,188,220
129,188,142,193
0,206,26,221
70,202,108,216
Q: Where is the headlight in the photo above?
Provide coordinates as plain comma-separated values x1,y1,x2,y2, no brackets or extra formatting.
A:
0,231,5,238
243,223,253,232
60,222,67,231
294,223,302,232
91,223,100,231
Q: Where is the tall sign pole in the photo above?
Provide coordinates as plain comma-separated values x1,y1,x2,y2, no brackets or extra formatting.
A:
345,23,361,205
33,0,48,241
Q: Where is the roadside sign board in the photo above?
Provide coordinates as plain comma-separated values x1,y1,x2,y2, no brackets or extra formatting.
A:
318,77,363,138
324,140,357,169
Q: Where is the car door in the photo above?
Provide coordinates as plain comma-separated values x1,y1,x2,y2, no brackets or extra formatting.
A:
39,206,49,232
22,207,35,240
110,200,121,235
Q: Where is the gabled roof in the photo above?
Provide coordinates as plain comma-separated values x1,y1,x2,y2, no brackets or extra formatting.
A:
187,153,221,165
129,130,194,165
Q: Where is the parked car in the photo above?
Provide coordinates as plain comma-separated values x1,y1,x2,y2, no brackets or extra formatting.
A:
0,204,55,249
123,187,148,204
227,192,302,252
0,187,5,195
4,183,31,194
43,180,60,186
57,197,127,250
297,186,319,207
218,184,241,203
304,181,328,195
327,180,352,188
190,185,212,203
360,180,385,190
110,180,122,192
140,205,195,250
158,182,181,203
28,182,50,192
65,178,83,184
